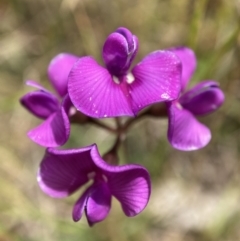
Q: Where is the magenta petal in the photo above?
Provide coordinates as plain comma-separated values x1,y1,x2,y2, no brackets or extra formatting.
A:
48,53,79,97
115,27,136,53
68,56,134,118
28,97,70,147
130,50,181,115
85,182,111,226
169,47,197,91
90,146,151,216
103,28,138,76
61,94,73,117
20,91,59,119
179,81,225,116
167,102,211,151
38,145,95,198
103,32,129,76
72,186,91,222
109,169,150,216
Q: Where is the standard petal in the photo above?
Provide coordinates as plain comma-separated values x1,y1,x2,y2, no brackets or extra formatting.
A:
27,99,70,147
90,145,151,217
38,145,96,198
68,56,134,118
103,28,138,76
20,91,59,119
85,181,111,226
167,102,211,151
130,50,181,115
48,53,79,97
169,47,197,91
179,81,225,116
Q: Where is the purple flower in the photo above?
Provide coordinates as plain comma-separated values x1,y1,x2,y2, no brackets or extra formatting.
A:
20,53,79,147
167,47,225,151
68,27,182,118
38,144,151,226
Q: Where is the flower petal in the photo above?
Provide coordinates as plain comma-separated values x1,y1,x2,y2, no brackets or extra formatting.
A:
103,27,138,76
90,145,151,216
48,53,79,97
38,145,96,198
115,27,136,53
130,50,181,115
179,81,225,116
28,95,70,147
72,186,91,222
85,181,111,226
169,47,197,91
26,80,50,92
68,56,134,118
167,102,211,151
20,90,59,119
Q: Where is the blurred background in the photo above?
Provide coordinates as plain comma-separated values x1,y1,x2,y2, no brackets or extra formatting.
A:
1,0,240,240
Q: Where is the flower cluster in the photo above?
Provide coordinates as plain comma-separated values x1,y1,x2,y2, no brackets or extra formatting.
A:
20,27,224,226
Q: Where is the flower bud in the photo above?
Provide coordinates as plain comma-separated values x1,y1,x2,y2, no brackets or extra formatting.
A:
102,27,138,77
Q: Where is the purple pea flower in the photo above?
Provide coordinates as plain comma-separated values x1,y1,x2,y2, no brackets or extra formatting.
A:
20,53,79,147
167,47,225,151
38,144,151,226
68,27,181,118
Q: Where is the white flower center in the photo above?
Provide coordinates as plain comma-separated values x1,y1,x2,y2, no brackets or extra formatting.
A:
126,73,135,84
113,75,120,84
